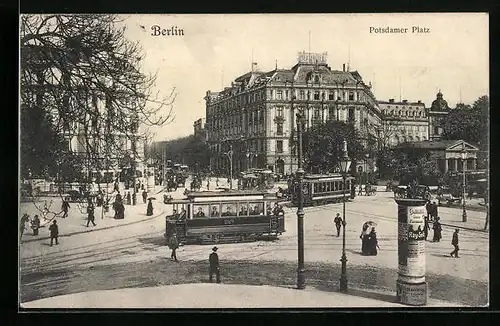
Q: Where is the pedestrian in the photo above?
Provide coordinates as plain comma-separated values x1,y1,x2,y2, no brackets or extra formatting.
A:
20,213,29,239
431,201,438,220
209,246,221,283
425,200,432,221
216,177,219,187
168,233,179,262
49,220,59,246
31,214,40,236
360,223,369,254
334,213,343,237
424,215,430,240
146,198,154,216
86,202,97,227
450,229,460,258
432,217,442,242
365,228,379,256
207,180,210,190
142,189,147,204
61,197,70,219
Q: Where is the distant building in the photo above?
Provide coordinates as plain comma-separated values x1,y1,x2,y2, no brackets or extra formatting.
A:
402,139,479,174
428,91,452,141
377,99,429,146
205,51,382,175
193,118,207,142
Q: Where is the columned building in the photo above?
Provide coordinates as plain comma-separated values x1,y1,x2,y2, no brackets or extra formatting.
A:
405,140,478,174
205,52,382,175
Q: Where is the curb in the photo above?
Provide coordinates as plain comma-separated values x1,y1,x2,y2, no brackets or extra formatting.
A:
440,222,488,233
21,209,166,243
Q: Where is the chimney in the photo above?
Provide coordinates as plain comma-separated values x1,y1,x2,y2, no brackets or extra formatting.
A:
343,64,346,72
389,99,394,103
418,100,421,103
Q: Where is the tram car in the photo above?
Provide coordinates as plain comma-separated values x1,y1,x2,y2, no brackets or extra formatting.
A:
290,174,355,206
164,190,285,245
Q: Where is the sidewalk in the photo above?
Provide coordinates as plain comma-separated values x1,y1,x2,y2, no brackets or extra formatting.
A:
20,283,465,308
20,200,166,243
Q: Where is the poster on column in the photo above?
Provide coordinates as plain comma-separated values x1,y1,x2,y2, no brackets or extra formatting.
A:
406,206,426,276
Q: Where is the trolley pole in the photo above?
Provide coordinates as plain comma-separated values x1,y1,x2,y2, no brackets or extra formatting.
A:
296,109,306,290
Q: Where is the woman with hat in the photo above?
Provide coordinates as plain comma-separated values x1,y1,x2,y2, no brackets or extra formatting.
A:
209,246,220,283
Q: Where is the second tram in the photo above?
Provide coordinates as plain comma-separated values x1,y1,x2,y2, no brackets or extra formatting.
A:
290,174,355,206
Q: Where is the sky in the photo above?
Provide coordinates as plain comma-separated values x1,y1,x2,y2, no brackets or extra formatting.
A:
119,13,489,142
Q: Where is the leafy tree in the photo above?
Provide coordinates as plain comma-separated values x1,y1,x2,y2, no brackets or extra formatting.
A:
442,95,488,149
391,145,442,185
302,120,364,174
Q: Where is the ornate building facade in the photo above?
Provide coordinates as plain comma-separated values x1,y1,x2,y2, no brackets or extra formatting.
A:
205,52,382,175
377,99,429,146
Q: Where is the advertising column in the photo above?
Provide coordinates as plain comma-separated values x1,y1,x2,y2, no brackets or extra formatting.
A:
395,198,427,306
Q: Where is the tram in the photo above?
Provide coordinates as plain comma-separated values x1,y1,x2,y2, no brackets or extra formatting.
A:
240,169,275,190
164,190,285,245
290,174,355,206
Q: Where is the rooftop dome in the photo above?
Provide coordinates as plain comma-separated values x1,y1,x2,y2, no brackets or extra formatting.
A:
431,90,450,111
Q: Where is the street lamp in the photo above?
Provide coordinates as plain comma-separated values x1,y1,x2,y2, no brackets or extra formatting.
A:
338,140,352,293
461,144,468,222
365,153,370,193
223,143,234,190
296,108,306,290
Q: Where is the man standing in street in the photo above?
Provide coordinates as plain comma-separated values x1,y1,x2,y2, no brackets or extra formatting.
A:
62,198,70,219
31,215,40,236
49,220,59,246
450,229,460,258
209,246,221,283
86,202,97,227
334,213,343,237
169,233,179,262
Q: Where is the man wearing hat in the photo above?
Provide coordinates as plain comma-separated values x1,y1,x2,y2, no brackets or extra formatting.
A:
209,246,221,283
334,213,343,237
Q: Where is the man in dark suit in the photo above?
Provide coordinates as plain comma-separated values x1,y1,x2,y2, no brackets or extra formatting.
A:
62,198,70,219
209,246,221,283
49,220,59,246
450,229,460,258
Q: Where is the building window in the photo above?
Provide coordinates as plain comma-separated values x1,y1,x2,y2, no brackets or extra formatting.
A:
313,108,320,119
348,108,355,121
285,90,289,99
277,107,284,117
277,123,283,135
299,90,305,100
349,92,354,101
328,107,336,120
314,76,320,83
328,92,334,100
277,90,283,100
314,91,320,100
276,140,283,153
434,126,439,135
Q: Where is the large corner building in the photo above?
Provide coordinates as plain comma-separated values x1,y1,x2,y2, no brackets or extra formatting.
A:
205,52,382,175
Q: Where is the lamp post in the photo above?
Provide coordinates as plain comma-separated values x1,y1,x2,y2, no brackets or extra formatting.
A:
339,140,352,293
365,153,370,192
223,143,234,189
296,107,306,290
461,144,468,223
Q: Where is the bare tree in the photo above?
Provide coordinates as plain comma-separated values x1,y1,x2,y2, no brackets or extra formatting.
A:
20,14,176,185
376,116,407,150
